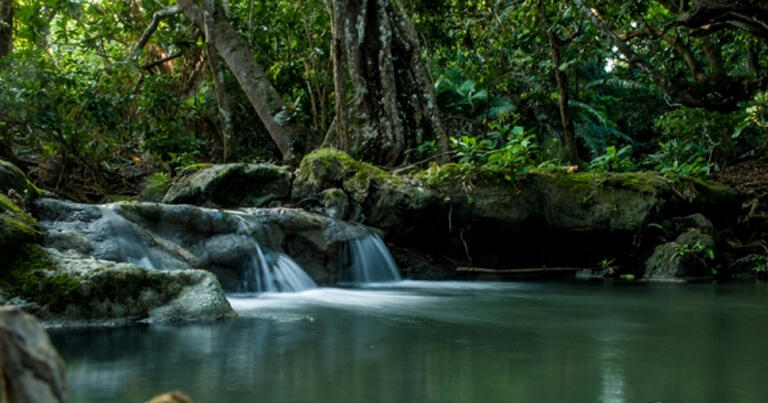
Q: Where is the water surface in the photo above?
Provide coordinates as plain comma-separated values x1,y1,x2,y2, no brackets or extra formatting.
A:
51,281,768,402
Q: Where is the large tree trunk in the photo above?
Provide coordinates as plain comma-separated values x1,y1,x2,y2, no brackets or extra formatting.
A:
177,0,310,162
0,0,12,58
331,0,446,166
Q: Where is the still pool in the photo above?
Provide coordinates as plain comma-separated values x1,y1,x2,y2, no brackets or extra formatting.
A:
50,281,768,402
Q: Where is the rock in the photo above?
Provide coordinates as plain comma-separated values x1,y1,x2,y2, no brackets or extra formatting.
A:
671,213,715,235
730,254,768,280
320,188,349,219
146,391,194,403
0,160,42,201
0,193,42,250
162,163,293,208
293,149,445,239
292,150,738,275
675,229,715,250
35,198,372,289
645,229,716,281
0,306,68,403
1,247,236,326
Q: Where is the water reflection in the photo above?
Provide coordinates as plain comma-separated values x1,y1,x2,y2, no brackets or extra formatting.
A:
51,281,768,403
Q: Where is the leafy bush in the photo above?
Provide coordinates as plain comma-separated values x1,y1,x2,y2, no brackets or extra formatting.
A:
434,68,514,121
448,123,538,173
643,139,712,179
589,145,636,172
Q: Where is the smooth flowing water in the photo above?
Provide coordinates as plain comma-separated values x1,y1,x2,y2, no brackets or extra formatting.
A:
51,281,768,403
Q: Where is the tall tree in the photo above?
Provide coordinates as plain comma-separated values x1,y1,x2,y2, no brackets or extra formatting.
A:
329,0,447,166
177,0,310,162
0,0,12,58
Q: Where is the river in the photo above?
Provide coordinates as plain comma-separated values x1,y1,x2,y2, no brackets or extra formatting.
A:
50,280,768,402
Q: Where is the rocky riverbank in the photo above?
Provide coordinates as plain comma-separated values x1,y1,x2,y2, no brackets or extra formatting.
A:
0,149,763,327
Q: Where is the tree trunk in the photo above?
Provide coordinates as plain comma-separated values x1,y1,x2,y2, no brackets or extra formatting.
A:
539,2,580,165
0,0,12,58
331,0,446,166
202,0,235,162
177,0,309,162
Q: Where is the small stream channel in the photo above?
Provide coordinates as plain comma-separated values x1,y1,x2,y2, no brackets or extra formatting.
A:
51,280,768,403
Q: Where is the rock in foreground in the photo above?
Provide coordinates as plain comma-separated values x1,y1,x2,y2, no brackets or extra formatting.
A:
0,306,68,402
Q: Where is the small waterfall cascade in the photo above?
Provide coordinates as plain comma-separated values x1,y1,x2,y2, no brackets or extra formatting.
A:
37,198,319,294
233,216,317,293
95,207,186,271
342,234,402,283
238,249,317,293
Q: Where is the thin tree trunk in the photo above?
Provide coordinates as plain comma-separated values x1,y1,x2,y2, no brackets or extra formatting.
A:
539,2,580,165
332,0,446,166
177,0,309,161
202,0,235,162
0,0,12,58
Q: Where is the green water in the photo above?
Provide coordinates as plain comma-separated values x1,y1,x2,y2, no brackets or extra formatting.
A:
50,281,768,402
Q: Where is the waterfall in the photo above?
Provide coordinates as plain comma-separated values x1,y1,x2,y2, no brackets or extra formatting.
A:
342,234,402,284
43,200,318,294
238,249,317,293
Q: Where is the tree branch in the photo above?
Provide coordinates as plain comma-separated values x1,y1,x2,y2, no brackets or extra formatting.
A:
142,51,184,70
133,5,180,59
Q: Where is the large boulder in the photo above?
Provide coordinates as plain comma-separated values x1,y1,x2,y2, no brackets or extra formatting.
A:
0,246,236,326
1,193,236,325
161,163,293,208
0,306,68,403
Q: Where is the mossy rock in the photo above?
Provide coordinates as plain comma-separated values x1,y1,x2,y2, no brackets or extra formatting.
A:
0,194,42,249
294,148,398,201
645,229,715,281
294,149,444,235
0,160,42,201
0,246,235,325
162,163,293,208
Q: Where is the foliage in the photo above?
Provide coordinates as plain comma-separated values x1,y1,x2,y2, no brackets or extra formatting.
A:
448,123,539,174
0,0,767,200
589,146,636,172
671,241,715,263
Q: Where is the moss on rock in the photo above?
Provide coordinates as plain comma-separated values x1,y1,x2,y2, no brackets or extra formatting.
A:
294,149,443,236
0,160,43,200
162,163,293,208
0,194,42,248
0,246,235,325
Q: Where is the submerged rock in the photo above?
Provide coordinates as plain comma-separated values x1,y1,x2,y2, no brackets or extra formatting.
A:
0,306,68,403
146,391,194,403
162,163,293,208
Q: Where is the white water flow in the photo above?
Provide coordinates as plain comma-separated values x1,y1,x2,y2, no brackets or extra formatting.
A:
238,249,317,293
343,234,402,283
96,206,318,293
233,216,317,293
